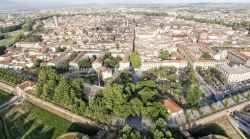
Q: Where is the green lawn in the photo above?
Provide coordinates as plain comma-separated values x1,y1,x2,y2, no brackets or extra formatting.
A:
2,102,99,139
0,90,13,105
0,118,6,139
0,36,15,47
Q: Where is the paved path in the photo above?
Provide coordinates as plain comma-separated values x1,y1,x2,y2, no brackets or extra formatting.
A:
0,96,23,113
195,71,215,97
167,91,250,128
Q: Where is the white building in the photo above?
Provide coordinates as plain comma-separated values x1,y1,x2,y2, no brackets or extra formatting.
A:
140,60,188,71
218,64,250,83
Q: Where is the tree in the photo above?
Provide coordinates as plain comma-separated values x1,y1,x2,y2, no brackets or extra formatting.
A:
247,92,250,100
56,47,66,52
130,98,144,117
138,87,157,104
84,98,111,124
106,25,113,33
0,47,6,55
151,118,172,139
36,69,86,116
102,52,120,69
235,95,240,103
201,52,212,59
103,58,117,69
160,23,165,29
0,68,27,85
41,80,56,100
129,52,141,69
120,72,133,84
224,98,229,107
119,125,141,139
159,50,170,60
78,57,92,69
145,102,169,119
14,33,24,42
186,85,202,106
0,23,22,33
101,84,130,117
22,21,33,32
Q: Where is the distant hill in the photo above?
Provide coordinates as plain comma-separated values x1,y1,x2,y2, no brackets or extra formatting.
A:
0,0,69,11
0,1,250,11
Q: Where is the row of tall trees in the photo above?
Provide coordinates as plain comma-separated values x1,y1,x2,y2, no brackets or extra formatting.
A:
56,52,78,72
0,68,27,85
179,15,250,30
22,21,33,32
128,11,168,17
0,23,23,33
36,69,86,115
197,67,227,86
180,67,203,106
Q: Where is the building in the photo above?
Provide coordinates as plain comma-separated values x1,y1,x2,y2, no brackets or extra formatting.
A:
16,81,36,97
140,60,188,71
178,45,229,69
217,64,250,82
47,49,72,67
160,98,183,116
98,67,113,79
228,49,250,65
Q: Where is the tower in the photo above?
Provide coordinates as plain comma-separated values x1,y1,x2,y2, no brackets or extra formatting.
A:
53,16,58,28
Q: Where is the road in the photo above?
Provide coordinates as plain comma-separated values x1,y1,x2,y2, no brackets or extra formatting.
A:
216,82,250,101
167,91,250,127
0,96,23,113
195,71,215,97
230,108,250,136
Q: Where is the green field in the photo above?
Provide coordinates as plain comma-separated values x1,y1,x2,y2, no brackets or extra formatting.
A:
1,102,99,139
0,37,16,47
0,90,13,105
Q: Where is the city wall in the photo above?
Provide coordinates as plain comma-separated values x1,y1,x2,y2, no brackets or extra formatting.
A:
179,100,250,131
0,81,16,95
0,81,95,126
24,93,95,125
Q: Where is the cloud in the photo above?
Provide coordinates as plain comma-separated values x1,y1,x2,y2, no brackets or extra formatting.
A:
8,0,250,4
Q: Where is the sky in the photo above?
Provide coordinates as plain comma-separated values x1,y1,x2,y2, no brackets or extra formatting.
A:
8,0,250,4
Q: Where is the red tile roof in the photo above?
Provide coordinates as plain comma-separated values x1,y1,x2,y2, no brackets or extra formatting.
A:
161,98,183,113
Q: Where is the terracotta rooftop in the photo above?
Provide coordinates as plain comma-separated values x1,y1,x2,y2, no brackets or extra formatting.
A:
228,49,249,61
160,98,183,113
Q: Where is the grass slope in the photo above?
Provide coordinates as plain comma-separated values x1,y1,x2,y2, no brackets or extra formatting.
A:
0,36,15,47
2,102,98,139
0,90,13,105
